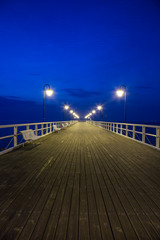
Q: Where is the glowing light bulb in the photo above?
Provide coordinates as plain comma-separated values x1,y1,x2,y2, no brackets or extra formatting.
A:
46,89,53,96
64,105,69,110
97,105,102,110
116,89,124,97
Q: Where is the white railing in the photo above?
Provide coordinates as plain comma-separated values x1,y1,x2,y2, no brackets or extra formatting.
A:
0,120,77,155
87,121,160,150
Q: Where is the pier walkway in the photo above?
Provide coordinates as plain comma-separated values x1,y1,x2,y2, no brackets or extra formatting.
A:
0,122,160,240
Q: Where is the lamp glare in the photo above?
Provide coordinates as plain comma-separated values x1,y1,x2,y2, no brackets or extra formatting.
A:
116,89,124,97
97,105,102,110
64,105,69,110
46,89,53,96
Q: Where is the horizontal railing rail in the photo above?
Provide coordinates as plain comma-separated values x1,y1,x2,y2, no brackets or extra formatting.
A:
87,121,160,150
0,120,77,155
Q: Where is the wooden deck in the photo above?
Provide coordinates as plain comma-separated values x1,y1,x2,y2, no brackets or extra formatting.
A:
0,122,160,240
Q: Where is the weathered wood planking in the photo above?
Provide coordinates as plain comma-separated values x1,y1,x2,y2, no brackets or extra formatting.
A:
0,122,160,240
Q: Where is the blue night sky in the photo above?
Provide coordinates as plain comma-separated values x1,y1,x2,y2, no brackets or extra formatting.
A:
0,0,160,124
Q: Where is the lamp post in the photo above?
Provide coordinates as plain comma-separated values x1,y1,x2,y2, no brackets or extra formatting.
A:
97,105,103,121
116,85,127,123
63,105,69,121
92,110,96,120
43,84,53,122
89,112,92,120
69,110,74,120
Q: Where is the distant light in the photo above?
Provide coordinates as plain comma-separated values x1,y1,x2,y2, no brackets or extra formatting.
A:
64,105,69,110
116,89,124,97
46,89,53,96
92,110,96,114
70,110,73,113
97,105,102,110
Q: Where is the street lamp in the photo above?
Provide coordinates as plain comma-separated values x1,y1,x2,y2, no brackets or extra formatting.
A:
92,110,96,120
63,105,69,120
64,105,69,110
43,84,53,122
97,105,103,120
116,85,127,123
97,105,102,111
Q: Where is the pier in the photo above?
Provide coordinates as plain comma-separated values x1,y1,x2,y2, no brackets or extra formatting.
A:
0,122,160,239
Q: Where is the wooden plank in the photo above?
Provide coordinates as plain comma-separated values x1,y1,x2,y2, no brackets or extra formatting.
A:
42,136,78,239
88,137,137,239
0,134,72,239
66,137,80,239
86,140,115,240
85,143,102,240
0,130,74,239
79,144,90,240
19,132,76,240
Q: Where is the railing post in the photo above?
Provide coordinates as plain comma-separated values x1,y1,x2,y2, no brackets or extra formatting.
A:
133,125,135,139
26,125,29,130
50,123,52,133
126,125,128,136
42,124,44,135
14,126,18,147
142,126,145,143
120,124,122,134
116,124,119,133
46,123,48,134
156,128,160,148
35,124,38,136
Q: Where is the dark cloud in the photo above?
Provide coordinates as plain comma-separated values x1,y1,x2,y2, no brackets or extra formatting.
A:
0,95,37,104
63,88,102,98
7,96,22,100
